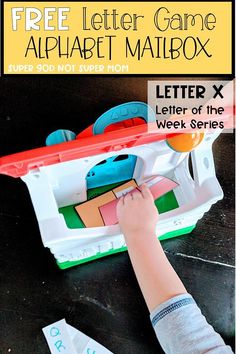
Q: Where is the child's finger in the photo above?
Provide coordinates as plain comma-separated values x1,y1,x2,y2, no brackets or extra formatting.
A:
141,184,153,200
117,197,124,212
118,196,124,205
124,193,132,203
132,190,142,200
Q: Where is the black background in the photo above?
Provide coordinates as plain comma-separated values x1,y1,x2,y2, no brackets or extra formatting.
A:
0,77,235,353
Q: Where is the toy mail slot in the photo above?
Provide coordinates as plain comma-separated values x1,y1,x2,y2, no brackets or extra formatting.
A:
0,102,223,269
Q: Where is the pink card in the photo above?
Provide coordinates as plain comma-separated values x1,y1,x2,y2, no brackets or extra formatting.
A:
145,176,178,200
99,188,140,226
99,176,178,226
99,199,120,226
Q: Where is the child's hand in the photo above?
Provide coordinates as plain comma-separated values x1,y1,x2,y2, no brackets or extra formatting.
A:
116,184,159,237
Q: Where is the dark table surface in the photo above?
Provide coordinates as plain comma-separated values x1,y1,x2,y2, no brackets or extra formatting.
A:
0,78,235,354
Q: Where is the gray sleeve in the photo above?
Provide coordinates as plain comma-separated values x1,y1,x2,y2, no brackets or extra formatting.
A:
150,293,234,354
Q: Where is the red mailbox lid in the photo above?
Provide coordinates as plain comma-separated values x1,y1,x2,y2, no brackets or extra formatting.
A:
0,123,176,178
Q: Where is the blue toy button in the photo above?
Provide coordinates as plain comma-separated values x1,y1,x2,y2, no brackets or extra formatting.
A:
46,129,76,146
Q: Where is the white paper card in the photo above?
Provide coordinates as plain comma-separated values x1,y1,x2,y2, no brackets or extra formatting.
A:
144,176,163,187
114,186,135,198
67,324,90,352
43,319,113,354
81,338,113,354
43,319,77,354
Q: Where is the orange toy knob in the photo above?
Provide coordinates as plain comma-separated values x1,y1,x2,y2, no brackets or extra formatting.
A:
167,133,204,152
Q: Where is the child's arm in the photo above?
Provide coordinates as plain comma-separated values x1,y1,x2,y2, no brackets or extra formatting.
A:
117,185,233,354
117,185,186,312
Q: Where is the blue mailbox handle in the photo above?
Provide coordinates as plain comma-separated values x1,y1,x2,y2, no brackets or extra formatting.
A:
45,102,156,145
93,101,156,135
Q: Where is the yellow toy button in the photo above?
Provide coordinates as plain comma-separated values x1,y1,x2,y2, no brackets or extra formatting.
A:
167,133,204,152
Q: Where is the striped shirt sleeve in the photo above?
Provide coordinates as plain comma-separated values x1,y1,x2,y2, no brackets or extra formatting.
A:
150,293,234,354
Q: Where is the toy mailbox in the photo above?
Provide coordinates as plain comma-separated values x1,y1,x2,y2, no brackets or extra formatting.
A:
0,102,223,269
